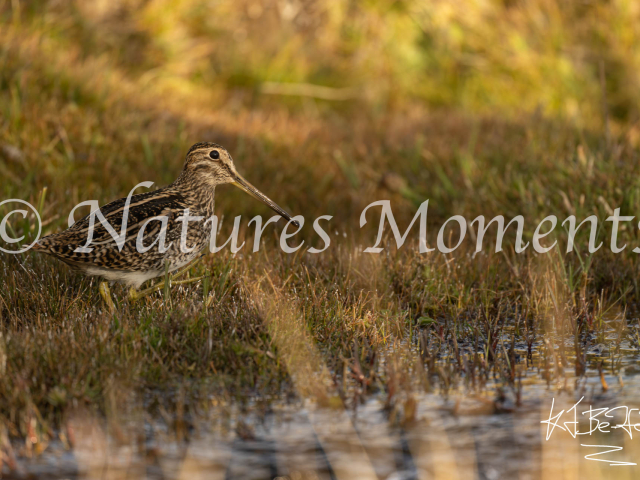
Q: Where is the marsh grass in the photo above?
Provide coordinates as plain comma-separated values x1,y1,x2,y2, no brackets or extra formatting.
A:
1,1,640,477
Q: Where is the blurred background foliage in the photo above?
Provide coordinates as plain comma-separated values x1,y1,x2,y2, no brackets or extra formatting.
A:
7,0,640,126
2,0,640,235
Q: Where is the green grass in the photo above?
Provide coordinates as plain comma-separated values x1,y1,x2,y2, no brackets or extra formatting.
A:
1,0,640,456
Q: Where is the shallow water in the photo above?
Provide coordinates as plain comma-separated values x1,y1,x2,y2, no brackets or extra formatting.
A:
6,315,640,480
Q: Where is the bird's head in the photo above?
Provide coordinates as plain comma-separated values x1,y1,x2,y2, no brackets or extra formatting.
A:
183,142,299,226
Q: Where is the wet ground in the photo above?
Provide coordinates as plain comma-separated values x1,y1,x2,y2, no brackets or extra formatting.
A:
5,316,640,480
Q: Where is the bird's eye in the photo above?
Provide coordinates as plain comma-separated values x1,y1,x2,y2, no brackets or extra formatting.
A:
209,150,220,160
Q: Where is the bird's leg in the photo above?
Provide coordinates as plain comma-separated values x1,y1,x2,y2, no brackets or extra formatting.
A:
129,275,205,301
129,257,205,302
99,281,116,313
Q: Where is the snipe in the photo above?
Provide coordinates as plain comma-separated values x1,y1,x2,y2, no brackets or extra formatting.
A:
34,142,297,311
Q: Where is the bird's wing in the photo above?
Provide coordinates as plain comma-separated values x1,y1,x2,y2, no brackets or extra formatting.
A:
37,190,192,256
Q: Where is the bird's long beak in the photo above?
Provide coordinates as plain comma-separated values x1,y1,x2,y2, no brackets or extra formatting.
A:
231,172,300,227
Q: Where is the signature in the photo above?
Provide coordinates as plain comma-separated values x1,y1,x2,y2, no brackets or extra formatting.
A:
542,397,639,466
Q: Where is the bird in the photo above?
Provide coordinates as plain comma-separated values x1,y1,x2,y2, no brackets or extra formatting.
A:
33,142,298,311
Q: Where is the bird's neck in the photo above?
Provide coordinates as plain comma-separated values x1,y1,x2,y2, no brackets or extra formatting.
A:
173,173,216,217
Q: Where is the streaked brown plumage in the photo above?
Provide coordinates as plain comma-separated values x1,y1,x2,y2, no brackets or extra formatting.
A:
34,142,297,290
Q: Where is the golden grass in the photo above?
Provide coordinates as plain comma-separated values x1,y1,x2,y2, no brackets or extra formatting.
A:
2,1,640,478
